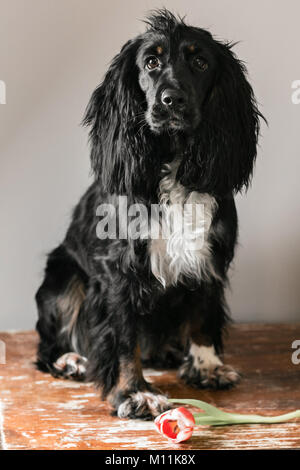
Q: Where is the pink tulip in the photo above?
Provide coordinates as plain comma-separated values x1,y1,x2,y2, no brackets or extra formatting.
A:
154,407,195,443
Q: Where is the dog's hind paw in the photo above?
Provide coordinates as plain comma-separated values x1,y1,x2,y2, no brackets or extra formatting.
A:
53,352,87,380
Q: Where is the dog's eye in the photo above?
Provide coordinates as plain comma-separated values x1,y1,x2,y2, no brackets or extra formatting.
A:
146,56,160,70
193,56,208,71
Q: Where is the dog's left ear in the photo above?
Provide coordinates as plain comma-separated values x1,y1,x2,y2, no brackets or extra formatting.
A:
83,37,157,196
179,41,265,196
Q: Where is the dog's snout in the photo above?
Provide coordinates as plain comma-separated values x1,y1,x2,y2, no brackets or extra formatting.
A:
161,89,186,109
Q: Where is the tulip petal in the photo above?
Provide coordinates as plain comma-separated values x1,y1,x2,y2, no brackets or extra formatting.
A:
176,407,195,427
161,419,179,440
154,407,195,443
175,427,194,443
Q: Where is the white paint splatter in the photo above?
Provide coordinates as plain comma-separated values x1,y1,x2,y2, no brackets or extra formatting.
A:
71,393,97,398
10,375,28,381
57,400,89,410
0,400,7,450
50,381,91,389
62,443,78,448
40,417,60,421
101,420,154,434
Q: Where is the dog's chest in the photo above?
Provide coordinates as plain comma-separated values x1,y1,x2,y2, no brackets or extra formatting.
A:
149,159,218,287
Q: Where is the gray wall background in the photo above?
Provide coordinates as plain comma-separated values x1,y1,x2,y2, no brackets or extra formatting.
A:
0,0,299,330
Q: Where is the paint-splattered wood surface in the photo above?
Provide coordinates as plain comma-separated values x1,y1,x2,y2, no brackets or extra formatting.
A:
0,324,299,450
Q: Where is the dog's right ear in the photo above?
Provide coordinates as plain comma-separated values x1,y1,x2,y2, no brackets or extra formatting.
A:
83,37,157,196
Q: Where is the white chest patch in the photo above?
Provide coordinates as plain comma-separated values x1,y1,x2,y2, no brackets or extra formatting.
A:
149,159,218,287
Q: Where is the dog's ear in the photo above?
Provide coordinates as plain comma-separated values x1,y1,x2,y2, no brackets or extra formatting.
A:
83,37,157,195
179,42,264,196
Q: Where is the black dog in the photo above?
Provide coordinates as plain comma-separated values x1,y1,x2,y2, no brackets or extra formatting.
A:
36,10,264,419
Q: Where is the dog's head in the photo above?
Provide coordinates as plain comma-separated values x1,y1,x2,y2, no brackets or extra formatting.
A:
137,14,216,135
83,9,264,197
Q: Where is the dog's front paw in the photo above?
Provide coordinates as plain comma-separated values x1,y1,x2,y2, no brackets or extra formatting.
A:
117,392,171,420
179,358,240,390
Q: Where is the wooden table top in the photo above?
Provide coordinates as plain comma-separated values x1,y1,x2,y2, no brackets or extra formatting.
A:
0,324,299,450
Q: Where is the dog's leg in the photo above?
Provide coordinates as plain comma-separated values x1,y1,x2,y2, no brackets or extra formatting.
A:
85,277,171,419
107,346,170,420
179,282,240,389
35,245,87,376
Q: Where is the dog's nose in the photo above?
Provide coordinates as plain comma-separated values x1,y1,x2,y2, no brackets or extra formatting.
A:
161,89,186,109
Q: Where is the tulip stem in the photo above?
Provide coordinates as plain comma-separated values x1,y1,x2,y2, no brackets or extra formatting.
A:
194,410,300,426
170,399,300,427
